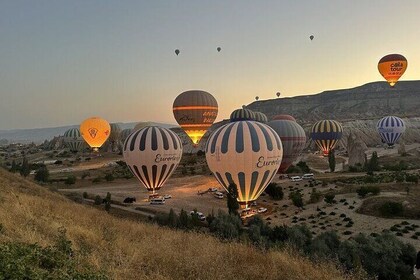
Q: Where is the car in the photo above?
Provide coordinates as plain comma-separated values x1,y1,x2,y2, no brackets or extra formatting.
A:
190,211,206,221
257,207,267,213
290,176,302,182
150,197,165,205
251,201,258,207
163,194,172,199
302,173,314,179
209,187,218,192
214,192,224,199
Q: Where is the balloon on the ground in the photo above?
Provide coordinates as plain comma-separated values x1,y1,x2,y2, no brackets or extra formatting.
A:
206,120,283,208
268,115,306,173
376,116,406,147
80,117,111,151
123,126,183,194
254,112,268,123
230,108,255,122
63,128,85,152
310,120,343,156
378,54,407,87
173,90,218,145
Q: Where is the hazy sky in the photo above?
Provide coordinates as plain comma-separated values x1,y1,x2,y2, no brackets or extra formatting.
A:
1,0,419,130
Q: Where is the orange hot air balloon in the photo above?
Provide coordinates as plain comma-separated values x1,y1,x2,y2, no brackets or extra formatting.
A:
173,90,218,145
378,54,407,87
80,117,111,151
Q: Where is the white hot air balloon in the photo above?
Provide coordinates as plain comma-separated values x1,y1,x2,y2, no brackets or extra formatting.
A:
123,126,183,195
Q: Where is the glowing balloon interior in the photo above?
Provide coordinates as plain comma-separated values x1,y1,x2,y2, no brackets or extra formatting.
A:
206,121,283,208
80,117,111,151
310,120,343,156
378,54,407,87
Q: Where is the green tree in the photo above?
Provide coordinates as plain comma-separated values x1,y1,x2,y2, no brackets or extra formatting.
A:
178,209,189,229
10,160,18,173
34,166,49,182
227,183,240,216
324,193,335,204
289,191,304,208
328,149,336,172
20,157,30,177
65,175,76,185
167,208,179,228
264,183,284,200
104,192,111,212
296,161,311,173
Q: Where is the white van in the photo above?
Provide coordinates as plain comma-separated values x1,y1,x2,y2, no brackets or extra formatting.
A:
150,197,165,205
214,192,224,199
290,176,302,182
302,173,314,179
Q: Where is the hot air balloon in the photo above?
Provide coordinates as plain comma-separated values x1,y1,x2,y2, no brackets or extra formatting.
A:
310,35,314,41
206,119,283,208
268,115,306,173
123,126,183,195
254,112,268,123
230,108,255,122
217,47,221,52
255,96,259,101
80,117,111,151
173,90,218,145
378,54,407,87
310,120,343,156
120,128,133,143
376,116,406,147
276,92,281,98
134,121,155,131
63,128,85,152
175,49,180,56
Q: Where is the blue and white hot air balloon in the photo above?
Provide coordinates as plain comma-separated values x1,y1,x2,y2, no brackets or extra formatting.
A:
230,108,255,122
205,113,283,208
63,128,85,152
123,126,183,195
376,116,406,147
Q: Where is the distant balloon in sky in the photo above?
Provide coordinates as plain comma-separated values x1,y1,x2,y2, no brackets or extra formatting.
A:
123,126,183,195
310,35,314,41
268,115,306,173
175,49,180,56
217,47,221,52
205,120,283,208
230,108,255,122
310,120,343,156
173,90,218,145
255,96,259,101
80,117,111,151
378,54,407,87
376,116,406,147
254,112,268,123
63,128,85,152
276,92,281,98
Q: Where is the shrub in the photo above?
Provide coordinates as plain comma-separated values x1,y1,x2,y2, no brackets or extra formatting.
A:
104,173,114,182
324,193,335,204
264,183,284,200
209,210,242,240
356,186,380,198
92,177,102,183
82,192,88,199
289,191,304,208
34,166,49,182
81,172,90,179
65,175,76,185
94,195,102,205
309,189,322,203
379,201,404,217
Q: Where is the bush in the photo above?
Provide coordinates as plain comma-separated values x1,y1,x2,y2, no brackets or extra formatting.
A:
309,189,322,203
65,175,76,185
324,193,335,204
81,172,90,179
82,192,88,199
356,186,380,198
104,173,114,182
92,177,102,183
289,191,303,208
264,183,284,200
34,166,49,182
209,210,242,240
94,195,102,205
379,201,404,217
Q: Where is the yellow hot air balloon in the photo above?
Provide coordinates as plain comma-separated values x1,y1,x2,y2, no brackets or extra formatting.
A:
173,90,218,145
378,54,407,87
80,117,111,151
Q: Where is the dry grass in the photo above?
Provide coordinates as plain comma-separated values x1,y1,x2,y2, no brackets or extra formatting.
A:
0,169,361,280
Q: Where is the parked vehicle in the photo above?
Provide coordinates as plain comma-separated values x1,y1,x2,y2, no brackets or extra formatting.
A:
163,194,172,199
290,176,302,182
257,207,267,213
209,187,218,192
302,173,314,179
251,201,258,206
150,197,165,205
190,211,206,221
214,192,224,199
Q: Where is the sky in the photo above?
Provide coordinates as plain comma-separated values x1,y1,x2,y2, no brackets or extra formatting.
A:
0,0,420,130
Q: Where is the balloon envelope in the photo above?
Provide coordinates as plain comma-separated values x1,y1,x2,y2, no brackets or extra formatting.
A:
123,126,183,194
230,108,255,122
310,35,314,40
310,120,343,156
254,112,268,123
268,115,306,173
376,116,406,147
173,90,218,145
175,49,180,55
206,121,283,208
378,54,407,87
80,117,111,150
217,47,221,52
63,128,85,152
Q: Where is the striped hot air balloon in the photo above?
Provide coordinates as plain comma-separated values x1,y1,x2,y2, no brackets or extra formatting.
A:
173,90,218,146
120,128,133,143
123,126,183,194
63,128,85,152
230,108,255,122
80,117,111,151
254,112,268,123
310,120,343,156
268,115,306,173
376,116,406,147
206,121,283,208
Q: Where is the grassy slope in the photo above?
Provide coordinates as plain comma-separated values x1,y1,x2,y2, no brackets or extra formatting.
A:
0,169,358,280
